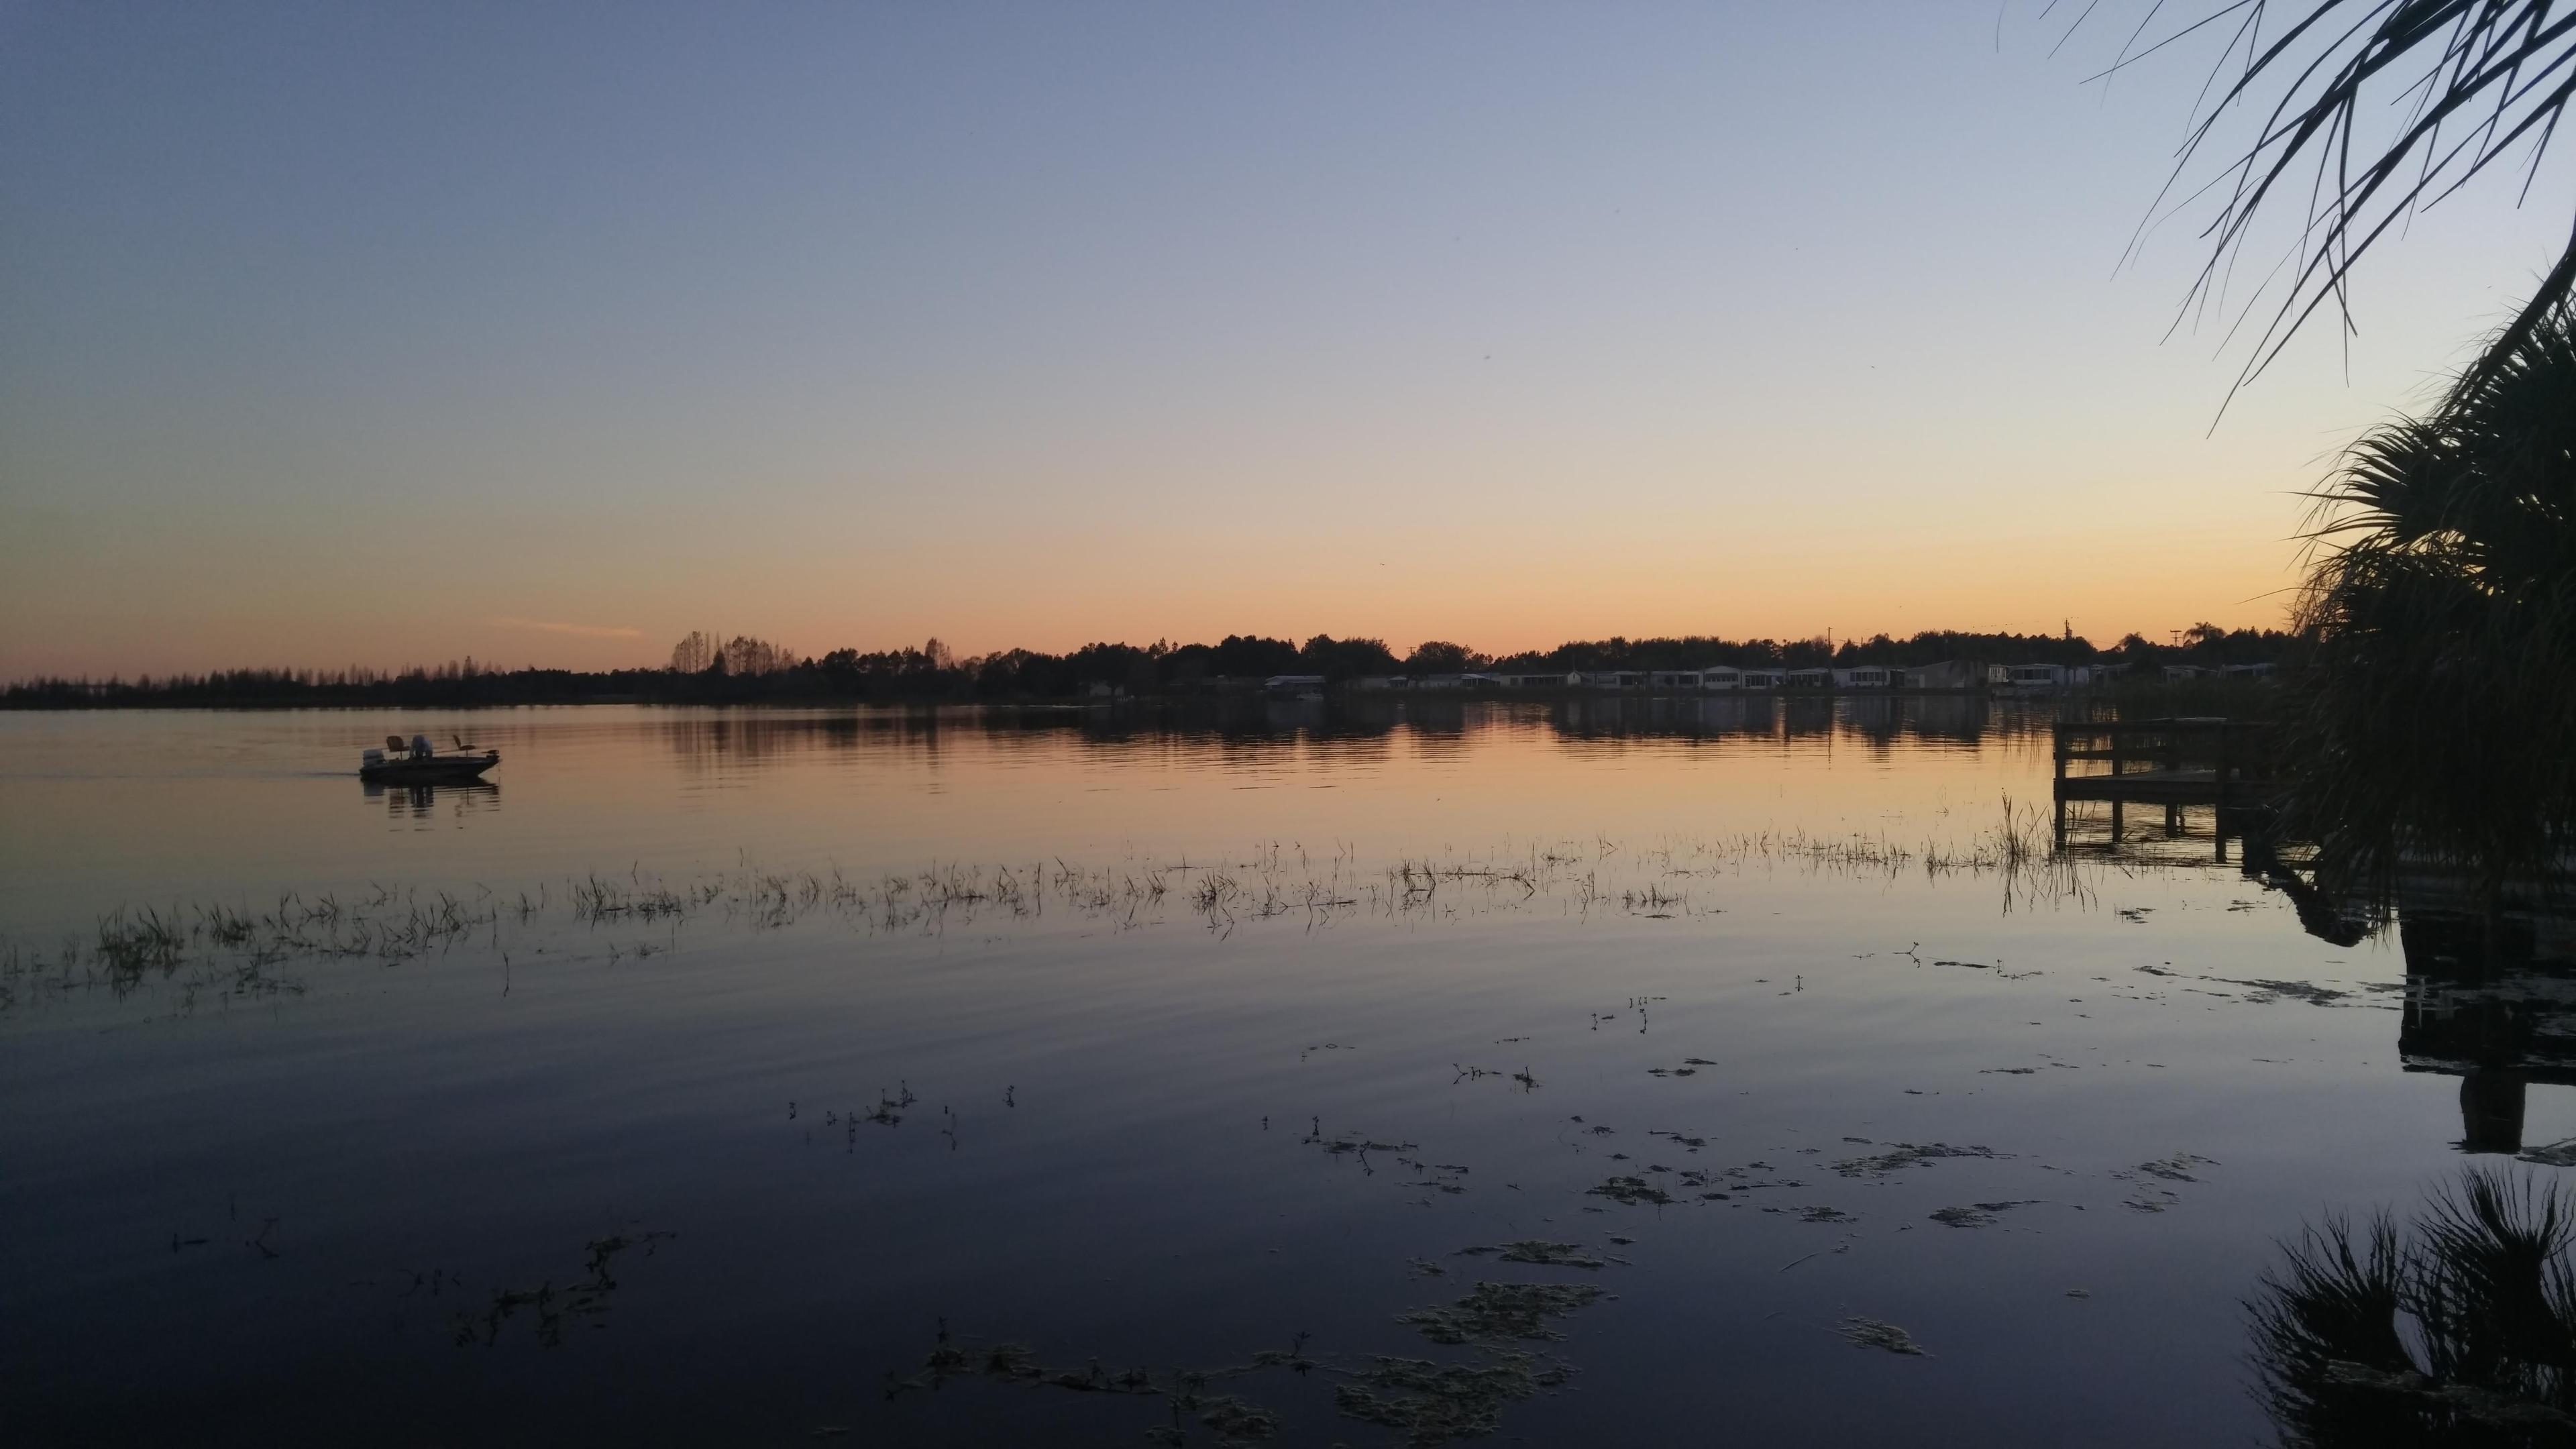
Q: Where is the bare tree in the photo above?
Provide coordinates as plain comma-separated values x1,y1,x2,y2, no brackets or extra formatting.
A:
669,631,714,673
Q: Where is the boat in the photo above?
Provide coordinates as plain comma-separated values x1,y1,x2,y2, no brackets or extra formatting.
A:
360,734,500,783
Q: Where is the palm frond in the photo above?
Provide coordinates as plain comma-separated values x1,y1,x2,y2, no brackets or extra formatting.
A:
2092,3,2576,398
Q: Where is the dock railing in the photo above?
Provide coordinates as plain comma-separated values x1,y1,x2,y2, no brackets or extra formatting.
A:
2051,717,2280,855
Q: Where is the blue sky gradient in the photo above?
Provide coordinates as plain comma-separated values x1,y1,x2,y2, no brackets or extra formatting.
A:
5,1,2571,674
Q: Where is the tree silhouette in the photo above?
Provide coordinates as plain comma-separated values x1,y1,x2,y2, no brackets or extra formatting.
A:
2090,2,2576,395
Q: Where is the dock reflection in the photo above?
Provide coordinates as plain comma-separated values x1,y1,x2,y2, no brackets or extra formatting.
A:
2397,902,2576,1156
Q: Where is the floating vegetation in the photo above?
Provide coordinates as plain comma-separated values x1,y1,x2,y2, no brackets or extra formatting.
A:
451,1227,673,1349
1334,1350,1574,1446
2207,977,2355,1008
1831,1141,2010,1179
1397,1281,1605,1346
2133,1153,2220,1183
1586,1175,1674,1207
894,1274,1601,1447
1928,1201,2039,1228
1458,1241,1605,1270
1838,1318,1929,1356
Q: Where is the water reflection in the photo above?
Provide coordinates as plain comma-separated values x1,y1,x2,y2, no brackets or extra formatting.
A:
2400,904,2576,1157
637,696,2046,767
362,777,499,822
2249,1167,2576,1447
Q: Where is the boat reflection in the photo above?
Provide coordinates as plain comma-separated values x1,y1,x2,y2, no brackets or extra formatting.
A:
361,777,500,822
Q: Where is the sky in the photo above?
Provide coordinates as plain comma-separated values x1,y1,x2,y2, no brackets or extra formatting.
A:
5,1,2572,677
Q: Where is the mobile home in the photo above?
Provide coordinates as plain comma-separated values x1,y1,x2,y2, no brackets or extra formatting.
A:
1833,665,1895,690
1900,659,1986,691
2002,663,2090,690
1697,666,1742,690
1737,668,1786,690
1784,667,1831,690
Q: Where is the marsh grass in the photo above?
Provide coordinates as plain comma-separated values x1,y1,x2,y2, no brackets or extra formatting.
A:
1,812,2132,1016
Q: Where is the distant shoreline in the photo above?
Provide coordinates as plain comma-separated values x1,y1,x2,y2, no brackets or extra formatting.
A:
0,680,2272,713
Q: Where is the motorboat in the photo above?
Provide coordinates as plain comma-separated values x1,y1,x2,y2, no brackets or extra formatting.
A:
360,734,500,783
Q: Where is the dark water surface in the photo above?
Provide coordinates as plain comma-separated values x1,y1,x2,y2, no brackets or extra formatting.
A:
0,702,2522,1444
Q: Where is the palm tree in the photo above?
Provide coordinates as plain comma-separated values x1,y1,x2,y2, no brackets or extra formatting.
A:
2286,299,2576,900
2095,2,2576,393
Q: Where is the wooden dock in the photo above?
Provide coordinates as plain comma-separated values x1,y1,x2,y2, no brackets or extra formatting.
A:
2051,718,2280,856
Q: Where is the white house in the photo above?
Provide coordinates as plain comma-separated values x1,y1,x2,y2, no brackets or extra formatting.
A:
2161,663,2212,682
1697,666,1742,690
2003,663,2092,689
1737,668,1786,690
1495,671,1578,689
1584,669,1649,690
1833,665,1895,689
1784,667,1831,689
1648,669,1703,690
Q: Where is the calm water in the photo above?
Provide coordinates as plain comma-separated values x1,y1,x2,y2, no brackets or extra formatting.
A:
0,702,2533,1445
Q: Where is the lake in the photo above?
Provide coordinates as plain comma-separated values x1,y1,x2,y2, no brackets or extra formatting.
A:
0,700,2536,1445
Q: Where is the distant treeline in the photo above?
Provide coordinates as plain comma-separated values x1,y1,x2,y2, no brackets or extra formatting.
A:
2,623,2295,709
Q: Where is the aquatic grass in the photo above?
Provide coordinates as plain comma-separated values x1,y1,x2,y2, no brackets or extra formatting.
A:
3,822,2133,1015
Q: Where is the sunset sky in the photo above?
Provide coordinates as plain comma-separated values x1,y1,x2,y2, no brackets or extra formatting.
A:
5,2,2571,678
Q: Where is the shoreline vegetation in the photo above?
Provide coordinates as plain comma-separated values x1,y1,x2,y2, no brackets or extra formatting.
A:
0,809,2092,1013
3,624,2290,711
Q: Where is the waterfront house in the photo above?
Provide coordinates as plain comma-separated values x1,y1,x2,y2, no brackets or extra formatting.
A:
1584,669,1650,690
1698,666,1742,690
1784,667,1831,689
2222,662,2277,679
1901,659,1985,690
1833,665,1895,689
2161,663,2212,682
2003,663,2092,689
1738,668,1786,690
1263,674,1326,693
1648,669,1703,690
1495,671,1578,689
